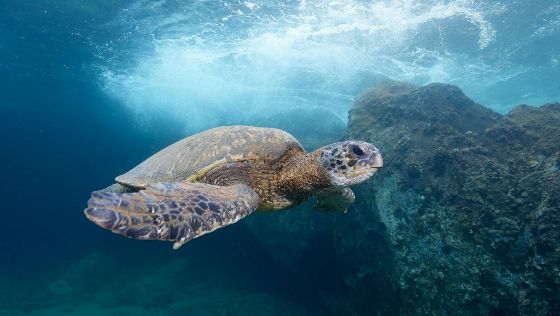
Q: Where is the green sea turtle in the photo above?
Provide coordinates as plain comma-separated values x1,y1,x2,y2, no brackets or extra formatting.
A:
84,125,383,249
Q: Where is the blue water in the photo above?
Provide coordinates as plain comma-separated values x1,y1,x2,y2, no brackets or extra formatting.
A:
1,0,559,315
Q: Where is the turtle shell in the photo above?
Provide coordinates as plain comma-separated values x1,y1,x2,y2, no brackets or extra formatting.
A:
116,125,304,189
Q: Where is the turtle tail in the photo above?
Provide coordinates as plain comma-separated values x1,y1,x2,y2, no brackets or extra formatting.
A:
84,182,259,249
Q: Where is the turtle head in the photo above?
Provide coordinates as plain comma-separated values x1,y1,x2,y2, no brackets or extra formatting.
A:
317,141,383,187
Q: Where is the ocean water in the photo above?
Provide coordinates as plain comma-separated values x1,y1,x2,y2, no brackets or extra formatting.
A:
1,0,559,315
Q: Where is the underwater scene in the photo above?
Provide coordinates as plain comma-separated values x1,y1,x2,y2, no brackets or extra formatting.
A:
1,0,559,315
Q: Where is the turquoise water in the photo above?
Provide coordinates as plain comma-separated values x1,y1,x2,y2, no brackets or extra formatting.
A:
1,1,559,315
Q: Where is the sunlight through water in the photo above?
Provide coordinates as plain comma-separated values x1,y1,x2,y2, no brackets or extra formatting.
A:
97,0,560,131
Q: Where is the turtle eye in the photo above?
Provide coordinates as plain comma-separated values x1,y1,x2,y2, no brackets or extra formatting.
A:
351,144,364,156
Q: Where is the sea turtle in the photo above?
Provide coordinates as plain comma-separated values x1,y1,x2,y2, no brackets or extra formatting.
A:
84,125,383,249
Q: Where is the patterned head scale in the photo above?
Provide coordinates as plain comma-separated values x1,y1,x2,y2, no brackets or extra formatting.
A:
318,141,383,186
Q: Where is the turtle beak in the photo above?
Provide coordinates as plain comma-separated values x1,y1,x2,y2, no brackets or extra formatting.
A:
370,150,383,168
363,145,382,170
344,147,383,183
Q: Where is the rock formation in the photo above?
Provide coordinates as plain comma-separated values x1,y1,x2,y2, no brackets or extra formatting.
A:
345,80,560,315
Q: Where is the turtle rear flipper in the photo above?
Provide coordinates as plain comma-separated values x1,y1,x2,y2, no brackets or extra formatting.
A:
84,182,259,249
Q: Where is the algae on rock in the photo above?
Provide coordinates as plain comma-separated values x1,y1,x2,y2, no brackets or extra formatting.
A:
346,80,560,316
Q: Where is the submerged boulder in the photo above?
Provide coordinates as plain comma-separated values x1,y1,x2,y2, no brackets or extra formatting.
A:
346,80,560,315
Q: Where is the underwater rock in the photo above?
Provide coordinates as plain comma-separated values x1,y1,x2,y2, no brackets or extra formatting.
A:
505,103,560,155
344,80,560,315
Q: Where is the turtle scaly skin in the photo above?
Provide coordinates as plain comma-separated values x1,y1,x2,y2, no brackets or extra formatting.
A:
199,148,332,210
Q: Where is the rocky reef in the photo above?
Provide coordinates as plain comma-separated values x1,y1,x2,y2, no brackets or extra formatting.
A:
344,80,560,315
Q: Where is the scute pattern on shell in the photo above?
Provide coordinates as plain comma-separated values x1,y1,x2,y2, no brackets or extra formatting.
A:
116,126,304,188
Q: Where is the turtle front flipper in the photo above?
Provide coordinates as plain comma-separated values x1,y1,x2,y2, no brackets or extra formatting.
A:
314,187,356,213
84,182,259,249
